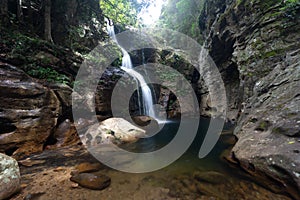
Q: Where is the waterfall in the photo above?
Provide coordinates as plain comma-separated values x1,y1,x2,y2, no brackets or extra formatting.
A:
105,18,156,118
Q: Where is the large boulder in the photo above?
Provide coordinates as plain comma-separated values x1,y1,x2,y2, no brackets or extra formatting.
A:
0,153,21,199
81,118,146,146
0,63,60,158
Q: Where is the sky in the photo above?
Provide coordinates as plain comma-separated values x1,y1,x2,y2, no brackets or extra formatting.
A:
137,0,167,25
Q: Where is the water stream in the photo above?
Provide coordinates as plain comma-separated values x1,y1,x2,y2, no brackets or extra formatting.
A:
105,18,156,118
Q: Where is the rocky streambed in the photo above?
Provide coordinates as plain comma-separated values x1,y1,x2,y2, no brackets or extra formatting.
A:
7,120,295,200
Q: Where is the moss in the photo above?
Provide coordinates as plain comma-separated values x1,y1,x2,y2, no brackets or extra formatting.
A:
263,51,277,58
260,48,285,59
272,127,285,134
260,0,282,9
255,120,271,132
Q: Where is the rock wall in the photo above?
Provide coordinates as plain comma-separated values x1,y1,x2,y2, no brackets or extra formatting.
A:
0,63,60,158
200,0,300,198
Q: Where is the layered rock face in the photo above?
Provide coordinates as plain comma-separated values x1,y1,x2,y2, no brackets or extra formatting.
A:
0,63,60,158
200,0,300,198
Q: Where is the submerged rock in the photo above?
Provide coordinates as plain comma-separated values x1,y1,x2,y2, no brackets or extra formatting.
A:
70,172,111,190
81,118,146,146
193,171,227,184
0,153,21,199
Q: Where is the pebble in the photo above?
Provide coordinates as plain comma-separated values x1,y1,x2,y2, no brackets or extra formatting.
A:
24,192,45,200
71,183,79,188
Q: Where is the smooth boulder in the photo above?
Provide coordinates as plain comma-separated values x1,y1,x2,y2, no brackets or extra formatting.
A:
81,118,146,146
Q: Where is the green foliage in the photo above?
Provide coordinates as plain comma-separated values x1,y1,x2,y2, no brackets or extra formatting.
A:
7,32,42,55
159,0,205,41
280,0,300,18
100,0,138,26
27,67,70,84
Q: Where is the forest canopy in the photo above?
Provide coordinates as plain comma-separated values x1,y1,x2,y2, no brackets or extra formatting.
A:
100,0,139,26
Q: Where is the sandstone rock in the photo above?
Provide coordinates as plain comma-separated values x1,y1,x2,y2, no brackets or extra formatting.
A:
0,63,60,158
50,119,80,148
49,83,73,118
81,118,146,146
70,172,111,190
0,153,21,199
74,162,103,174
18,158,46,167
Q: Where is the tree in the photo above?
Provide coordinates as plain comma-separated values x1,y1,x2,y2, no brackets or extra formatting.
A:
159,0,204,41
44,0,53,42
99,0,138,26
0,0,8,25
17,0,23,22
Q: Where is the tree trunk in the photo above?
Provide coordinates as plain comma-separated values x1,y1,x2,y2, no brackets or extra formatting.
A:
44,0,53,42
17,0,23,22
0,0,8,25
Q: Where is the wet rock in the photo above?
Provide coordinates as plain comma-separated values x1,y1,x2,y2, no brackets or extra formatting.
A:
0,63,60,158
0,153,21,199
132,116,159,135
94,67,124,116
70,172,111,190
74,162,103,174
219,134,237,146
81,118,146,146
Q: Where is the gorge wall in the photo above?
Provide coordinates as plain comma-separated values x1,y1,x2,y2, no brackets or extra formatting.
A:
200,0,300,198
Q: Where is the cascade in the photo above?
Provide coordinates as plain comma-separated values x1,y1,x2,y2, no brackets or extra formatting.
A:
105,18,156,118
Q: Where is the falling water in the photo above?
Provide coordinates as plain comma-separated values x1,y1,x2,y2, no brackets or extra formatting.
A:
105,18,156,118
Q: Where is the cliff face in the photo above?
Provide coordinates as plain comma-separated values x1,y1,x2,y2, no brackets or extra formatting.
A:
200,0,300,198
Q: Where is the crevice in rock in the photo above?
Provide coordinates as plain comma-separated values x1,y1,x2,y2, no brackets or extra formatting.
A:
0,117,17,134
4,146,18,156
